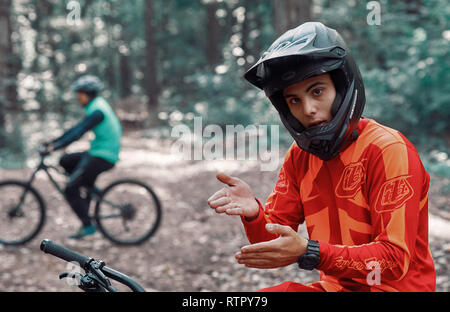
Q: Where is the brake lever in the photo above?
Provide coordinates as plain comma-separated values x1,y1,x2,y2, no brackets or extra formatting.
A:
79,272,108,292
58,260,116,292
59,272,84,289
59,272,81,280
59,271,108,292
87,260,117,292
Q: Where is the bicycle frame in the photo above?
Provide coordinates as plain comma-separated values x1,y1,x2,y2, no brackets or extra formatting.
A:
11,156,101,216
19,156,123,218
8,156,62,217
30,154,114,198
27,156,66,196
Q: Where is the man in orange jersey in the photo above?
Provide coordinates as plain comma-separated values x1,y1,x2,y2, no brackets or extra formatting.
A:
207,22,435,292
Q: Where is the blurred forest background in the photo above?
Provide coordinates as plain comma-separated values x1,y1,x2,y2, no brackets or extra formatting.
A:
0,0,450,293
0,0,449,173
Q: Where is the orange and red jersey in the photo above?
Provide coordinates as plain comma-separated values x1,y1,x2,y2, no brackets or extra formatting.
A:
242,117,435,292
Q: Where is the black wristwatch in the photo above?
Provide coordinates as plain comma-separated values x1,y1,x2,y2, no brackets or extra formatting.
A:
297,240,320,270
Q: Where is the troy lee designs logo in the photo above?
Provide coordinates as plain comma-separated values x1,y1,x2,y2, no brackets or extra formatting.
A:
335,161,366,198
375,175,414,213
333,256,398,273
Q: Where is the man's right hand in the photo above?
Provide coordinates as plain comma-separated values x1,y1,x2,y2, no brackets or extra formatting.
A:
207,173,260,221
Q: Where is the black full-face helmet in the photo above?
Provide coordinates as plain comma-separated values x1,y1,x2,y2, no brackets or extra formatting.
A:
244,22,365,161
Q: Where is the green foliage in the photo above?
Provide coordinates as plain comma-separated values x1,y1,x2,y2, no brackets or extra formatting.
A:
422,150,450,179
1,0,449,168
0,115,27,169
317,0,449,150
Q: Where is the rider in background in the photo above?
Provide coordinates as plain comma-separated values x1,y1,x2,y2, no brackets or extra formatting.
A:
42,75,122,239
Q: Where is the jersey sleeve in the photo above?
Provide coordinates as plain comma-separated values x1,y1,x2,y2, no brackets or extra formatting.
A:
52,110,105,151
317,141,429,283
241,143,305,244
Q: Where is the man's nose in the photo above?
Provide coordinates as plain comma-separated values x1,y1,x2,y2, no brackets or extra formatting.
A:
303,99,318,116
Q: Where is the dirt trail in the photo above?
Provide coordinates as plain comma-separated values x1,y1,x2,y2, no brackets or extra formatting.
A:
0,133,449,292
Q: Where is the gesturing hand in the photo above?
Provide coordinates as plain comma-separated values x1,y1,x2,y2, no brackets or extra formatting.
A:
207,173,260,220
235,223,308,269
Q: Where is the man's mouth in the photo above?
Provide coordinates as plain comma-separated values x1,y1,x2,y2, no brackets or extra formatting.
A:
308,120,327,128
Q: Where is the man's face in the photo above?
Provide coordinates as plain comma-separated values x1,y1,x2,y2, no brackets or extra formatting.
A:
77,92,91,107
282,73,336,129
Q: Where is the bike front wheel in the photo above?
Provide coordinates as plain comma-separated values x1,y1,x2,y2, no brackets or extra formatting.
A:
0,180,46,245
94,179,162,245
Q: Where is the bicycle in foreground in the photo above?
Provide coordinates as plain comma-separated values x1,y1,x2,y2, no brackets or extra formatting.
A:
40,239,146,292
0,147,162,246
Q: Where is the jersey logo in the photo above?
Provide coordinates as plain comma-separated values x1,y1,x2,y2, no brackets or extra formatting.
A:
274,166,289,194
335,161,365,199
375,175,414,213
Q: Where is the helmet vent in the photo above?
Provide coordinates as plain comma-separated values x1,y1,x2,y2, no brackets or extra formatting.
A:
331,47,346,57
281,71,296,81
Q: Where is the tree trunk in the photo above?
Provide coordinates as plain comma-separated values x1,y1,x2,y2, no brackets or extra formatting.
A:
119,51,132,98
274,0,312,35
206,1,220,69
144,0,159,111
240,0,251,57
0,0,19,113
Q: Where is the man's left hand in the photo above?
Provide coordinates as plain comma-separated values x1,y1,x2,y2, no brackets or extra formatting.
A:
235,224,309,269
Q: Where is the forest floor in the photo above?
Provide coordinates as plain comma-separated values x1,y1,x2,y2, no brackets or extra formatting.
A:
0,131,449,292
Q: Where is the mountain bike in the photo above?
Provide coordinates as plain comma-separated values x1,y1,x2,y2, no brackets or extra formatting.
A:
0,147,162,246
40,239,146,292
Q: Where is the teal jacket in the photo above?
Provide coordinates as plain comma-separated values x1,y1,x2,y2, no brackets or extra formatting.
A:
52,97,122,164
85,97,122,164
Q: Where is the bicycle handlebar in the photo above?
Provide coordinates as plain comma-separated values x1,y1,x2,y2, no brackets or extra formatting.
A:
102,266,146,292
40,239,146,292
38,144,51,157
40,239,92,269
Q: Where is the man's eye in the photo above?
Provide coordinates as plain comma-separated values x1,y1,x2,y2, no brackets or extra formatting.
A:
312,88,324,96
288,98,300,105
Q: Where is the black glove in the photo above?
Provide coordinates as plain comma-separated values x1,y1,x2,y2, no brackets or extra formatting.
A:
38,142,53,156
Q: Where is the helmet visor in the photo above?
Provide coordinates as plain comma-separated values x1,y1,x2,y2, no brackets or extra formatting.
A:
245,48,346,97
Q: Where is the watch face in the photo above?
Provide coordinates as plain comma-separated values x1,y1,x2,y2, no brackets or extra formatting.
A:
304,255,316,265
300,255,320,270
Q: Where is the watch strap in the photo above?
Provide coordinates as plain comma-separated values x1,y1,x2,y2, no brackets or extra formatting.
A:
297,240,320,270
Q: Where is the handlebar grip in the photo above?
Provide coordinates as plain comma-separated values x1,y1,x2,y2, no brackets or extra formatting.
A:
40,239,92,269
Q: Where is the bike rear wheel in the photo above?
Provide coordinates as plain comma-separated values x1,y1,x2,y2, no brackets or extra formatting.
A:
0,180,46,245
94,179,162,245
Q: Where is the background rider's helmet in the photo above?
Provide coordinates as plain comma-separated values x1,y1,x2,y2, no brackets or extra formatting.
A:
244,22,366,161
71,75,104,98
